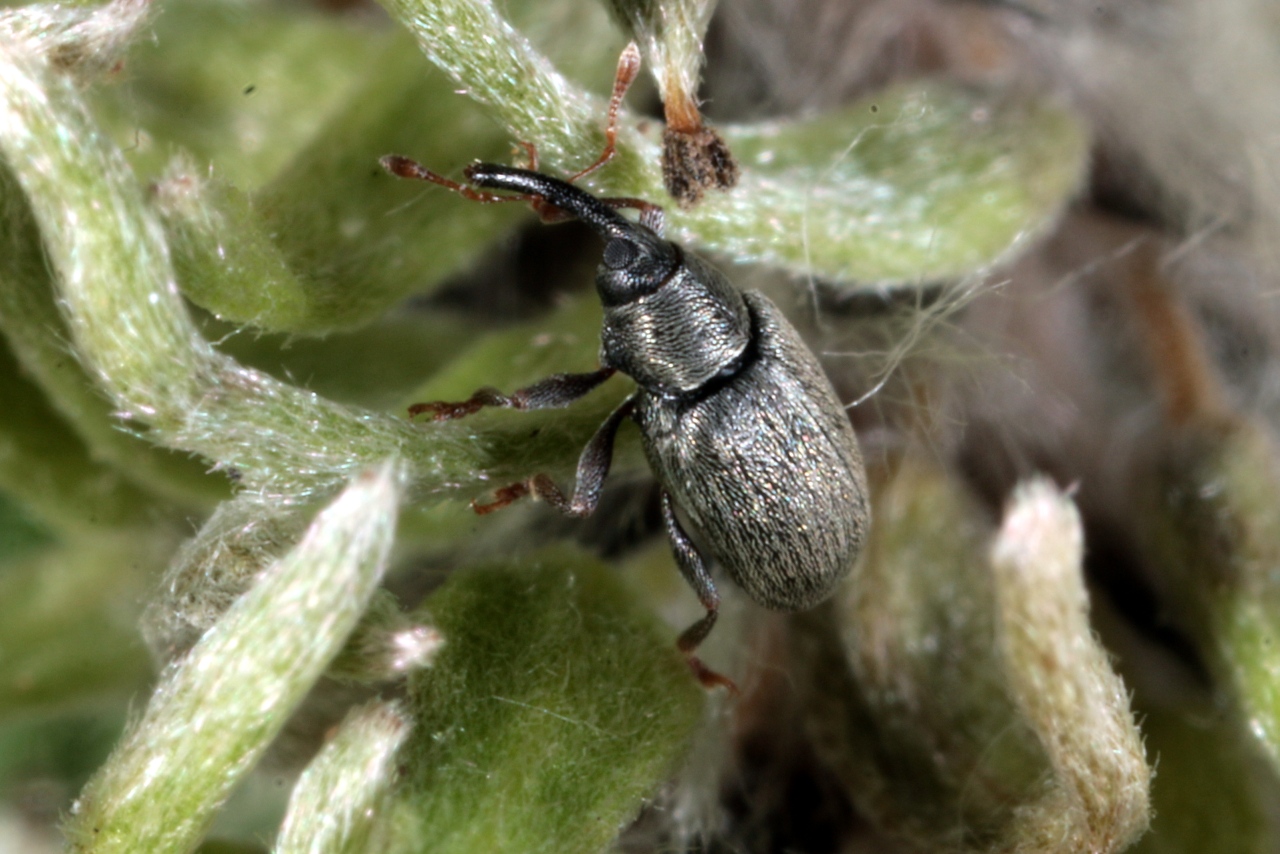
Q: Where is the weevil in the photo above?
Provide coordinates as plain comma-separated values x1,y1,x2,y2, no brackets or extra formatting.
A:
383,45,869,684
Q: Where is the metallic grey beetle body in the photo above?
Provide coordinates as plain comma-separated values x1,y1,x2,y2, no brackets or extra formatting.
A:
385,157,869,662
597,240,867,610
631,290,867,611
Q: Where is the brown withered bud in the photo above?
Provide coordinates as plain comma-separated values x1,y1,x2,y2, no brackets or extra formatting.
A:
605,0,740,206
662,120,739,208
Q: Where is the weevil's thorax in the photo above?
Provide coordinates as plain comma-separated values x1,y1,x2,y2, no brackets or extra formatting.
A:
598,240,751,396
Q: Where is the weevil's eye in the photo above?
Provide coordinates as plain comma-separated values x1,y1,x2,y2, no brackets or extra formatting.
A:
596,231,679,306
602,238,637,270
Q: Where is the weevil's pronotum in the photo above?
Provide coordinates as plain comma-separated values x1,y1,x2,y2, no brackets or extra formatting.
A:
383,44,869,682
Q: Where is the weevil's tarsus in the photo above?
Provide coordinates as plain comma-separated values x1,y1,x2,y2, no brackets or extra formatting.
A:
686,653,739,694
471,480,533,515
408,386,506,421
513,139,539,172
602,197,666,235
567,41,642,183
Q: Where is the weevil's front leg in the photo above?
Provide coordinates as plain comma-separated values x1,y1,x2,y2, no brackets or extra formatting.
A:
472,395,636,515
409,367,616,420
662,492,738,693
565,42,641,183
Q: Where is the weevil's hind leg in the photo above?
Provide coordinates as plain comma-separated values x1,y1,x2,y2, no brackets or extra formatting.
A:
473,395,636,516
665,493,719,652
409,367,617,420
662,492,739,693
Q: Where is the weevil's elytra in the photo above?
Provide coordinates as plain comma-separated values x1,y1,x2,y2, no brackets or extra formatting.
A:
382,45,869,685
635,289,867,613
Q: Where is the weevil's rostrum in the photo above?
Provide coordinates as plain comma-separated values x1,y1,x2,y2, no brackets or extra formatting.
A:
384,155,870,667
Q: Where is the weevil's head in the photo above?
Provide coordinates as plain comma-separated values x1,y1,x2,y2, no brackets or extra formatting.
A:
465,163,750,394
594,223,680,307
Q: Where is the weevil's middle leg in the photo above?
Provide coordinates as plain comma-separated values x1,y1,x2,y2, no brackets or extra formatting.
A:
409,367,616,421
662,492,738,693
472,395,636,516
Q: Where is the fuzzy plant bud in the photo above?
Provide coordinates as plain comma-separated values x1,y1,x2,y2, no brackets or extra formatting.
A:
329,590,445,683
1139,417,1280,770
275,700,412,854
802,456,1048,846
0,0,149,78
64,462,404,853
990,479,1151,851
801,460,1149,850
